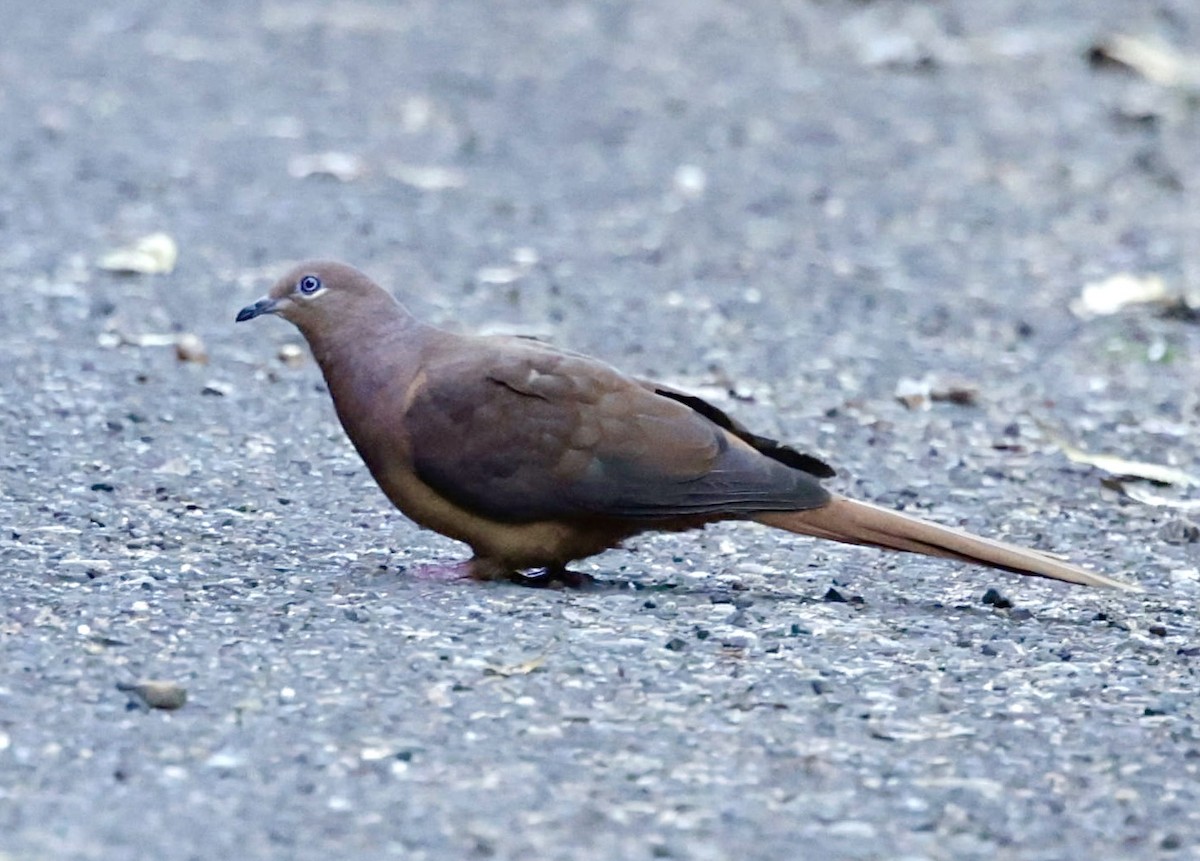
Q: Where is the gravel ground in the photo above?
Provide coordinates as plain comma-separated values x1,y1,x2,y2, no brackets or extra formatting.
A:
2,2,1200,859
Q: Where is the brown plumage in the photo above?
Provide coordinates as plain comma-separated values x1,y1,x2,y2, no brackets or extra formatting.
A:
236,260,1136,591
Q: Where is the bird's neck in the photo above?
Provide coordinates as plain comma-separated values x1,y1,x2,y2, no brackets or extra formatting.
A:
302,304,422,410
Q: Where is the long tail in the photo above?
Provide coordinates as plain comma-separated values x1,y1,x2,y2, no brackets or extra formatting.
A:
754,494,1138,590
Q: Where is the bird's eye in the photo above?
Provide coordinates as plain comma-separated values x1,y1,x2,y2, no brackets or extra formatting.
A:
298,275,322,295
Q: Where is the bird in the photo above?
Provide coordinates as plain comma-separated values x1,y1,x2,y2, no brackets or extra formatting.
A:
236,260,1135,591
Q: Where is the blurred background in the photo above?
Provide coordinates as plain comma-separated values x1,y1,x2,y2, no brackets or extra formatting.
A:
2,2,1199,859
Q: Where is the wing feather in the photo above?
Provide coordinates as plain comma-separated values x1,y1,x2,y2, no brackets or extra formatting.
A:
407,339,830,522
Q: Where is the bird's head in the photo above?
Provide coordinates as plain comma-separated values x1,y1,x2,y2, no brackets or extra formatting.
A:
235,260,400,336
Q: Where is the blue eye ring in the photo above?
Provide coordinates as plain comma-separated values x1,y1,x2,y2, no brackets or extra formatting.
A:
298,274,322,295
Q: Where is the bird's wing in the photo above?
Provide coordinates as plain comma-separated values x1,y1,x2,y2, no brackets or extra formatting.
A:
405,338,831,522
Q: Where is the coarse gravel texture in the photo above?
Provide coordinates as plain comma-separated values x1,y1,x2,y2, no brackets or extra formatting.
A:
3,2,1200,860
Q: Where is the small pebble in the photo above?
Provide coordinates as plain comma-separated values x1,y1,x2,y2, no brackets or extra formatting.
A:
719,630,759,650
981,588,1013,609
1159,519,1200,545
826,819,877,840
278,343,306,367
117,680,187,710
174,333,208,364
673,164,707,199
930,383,979,406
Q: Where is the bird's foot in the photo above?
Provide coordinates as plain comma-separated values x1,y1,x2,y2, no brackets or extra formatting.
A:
407,559,594,589
511,566,595,589
470,557,594,588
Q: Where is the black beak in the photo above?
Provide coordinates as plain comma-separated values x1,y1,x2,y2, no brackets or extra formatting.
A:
236,297,278,322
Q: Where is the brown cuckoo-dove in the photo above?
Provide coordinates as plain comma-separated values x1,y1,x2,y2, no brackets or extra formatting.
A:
236,261,1135,591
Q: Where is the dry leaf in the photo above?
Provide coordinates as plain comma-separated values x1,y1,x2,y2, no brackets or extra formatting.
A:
386,163,467,191
475,266,522,286
483,644,553,677
98,331,208,359
288,152,365,181
131,333,181,348
1090,35,1200,91
154,457,193,477
1047,433,1199,487
1072,273,1169,317
483,654,547,677
425,683,453,708
98,233,179,275
895,377,931,410
1117,485,1200,511
842,5,954,69
895,376,978,410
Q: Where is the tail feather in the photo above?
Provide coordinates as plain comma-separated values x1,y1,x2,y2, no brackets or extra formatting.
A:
754,495,1138,590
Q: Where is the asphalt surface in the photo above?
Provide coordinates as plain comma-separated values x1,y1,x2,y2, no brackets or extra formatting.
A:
3,2,1200,859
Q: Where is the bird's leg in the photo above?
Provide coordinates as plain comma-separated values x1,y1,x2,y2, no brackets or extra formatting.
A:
465,556,518,581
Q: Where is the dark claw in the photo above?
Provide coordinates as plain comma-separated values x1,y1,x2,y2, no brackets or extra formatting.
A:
513,567,595,589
